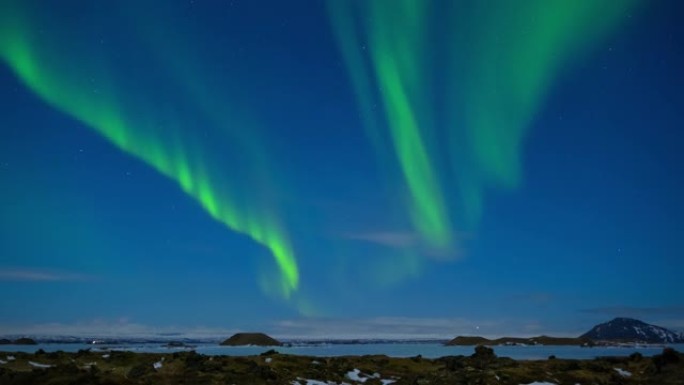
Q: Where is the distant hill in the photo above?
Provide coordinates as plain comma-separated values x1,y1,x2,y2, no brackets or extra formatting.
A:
220,333,282,346
446,336,493,346
445,335,591,346
0,338,37,345
580,317,684,343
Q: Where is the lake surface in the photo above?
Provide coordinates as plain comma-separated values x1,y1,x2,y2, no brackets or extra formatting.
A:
2,342,682,360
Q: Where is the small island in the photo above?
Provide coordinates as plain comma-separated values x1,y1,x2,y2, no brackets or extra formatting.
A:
220,332,283,346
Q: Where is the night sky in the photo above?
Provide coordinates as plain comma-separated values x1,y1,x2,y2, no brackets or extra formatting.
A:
1,0,682,339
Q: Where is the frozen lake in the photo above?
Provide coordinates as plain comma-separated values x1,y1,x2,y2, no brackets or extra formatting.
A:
2,342,682,360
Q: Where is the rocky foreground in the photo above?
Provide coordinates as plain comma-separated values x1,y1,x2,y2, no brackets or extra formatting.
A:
0,346,682,385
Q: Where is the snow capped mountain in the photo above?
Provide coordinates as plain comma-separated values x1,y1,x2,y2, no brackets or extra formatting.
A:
581,317,684,343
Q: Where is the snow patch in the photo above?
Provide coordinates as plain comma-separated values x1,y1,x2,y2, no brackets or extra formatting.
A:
102,354,110,359
346,368,368,382
380,380,396,385
0,359,6,364
153,358,164,370
265,357,273,364
7,356,15,361
614,368,632,377
29,361,52,368
291,379,351,385
293,380,325,385
520,382,557,385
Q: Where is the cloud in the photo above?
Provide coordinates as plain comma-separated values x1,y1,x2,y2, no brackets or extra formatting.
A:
0,319,239,339
345,231,419,248
269,316,573,339
341,230,470,261
1,316,581,339
0,268,94,282
505,292,554,306
579,306,684,332
579,306,684,317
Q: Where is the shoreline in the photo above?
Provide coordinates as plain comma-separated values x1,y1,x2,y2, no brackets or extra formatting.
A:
2,342,683,362
0,346,681,384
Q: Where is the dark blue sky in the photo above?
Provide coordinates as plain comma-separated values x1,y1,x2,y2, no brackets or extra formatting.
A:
0,0,682,338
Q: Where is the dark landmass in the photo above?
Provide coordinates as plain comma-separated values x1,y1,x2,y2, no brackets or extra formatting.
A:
446,318,684,347
446,335,592,347
581,317,684,344
220,333,282,346
162,341,197,349
2,336,210,345
285,339,448,346
445,336,493,346
0,338,38,345
0,336,448,346
0,346,681,384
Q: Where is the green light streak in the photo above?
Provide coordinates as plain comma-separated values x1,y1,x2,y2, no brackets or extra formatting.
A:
328,1,452,248
373,51,449,247
329,0,640,237
458,0,642,192
0,17,299,298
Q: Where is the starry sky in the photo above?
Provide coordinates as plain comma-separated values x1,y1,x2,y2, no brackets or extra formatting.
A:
0,0,682,339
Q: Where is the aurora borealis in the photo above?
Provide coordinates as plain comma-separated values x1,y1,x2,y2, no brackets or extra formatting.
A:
0,2,298,299
328,0,642,245
1,1,682,336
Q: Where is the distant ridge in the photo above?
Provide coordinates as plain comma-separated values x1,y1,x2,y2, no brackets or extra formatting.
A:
445,335,591,346
580,317,684,343
220,332,282,346
0,338,37,345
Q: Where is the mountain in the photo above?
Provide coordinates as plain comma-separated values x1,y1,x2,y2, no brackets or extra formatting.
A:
580,317,684,343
